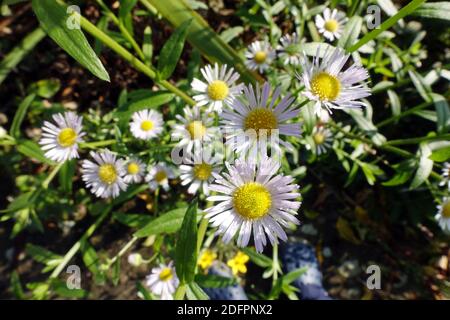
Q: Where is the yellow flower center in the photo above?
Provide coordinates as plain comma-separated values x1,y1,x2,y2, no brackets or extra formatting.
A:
194,163,213,181
207,80,229,101
233,182,272,220
310,72,341,101
57,128,77,147
313,132,325,145
155,170,167,183
442,201,450,218
140,120,154,132
159,268,173,281
98,164,117,185
324,19,339,32
186,121,206,140
127,162,140,175
254,51,267,64
244,108,278,136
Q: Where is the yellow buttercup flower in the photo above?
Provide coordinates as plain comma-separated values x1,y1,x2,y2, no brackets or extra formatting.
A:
227,251,250,275
198,250,217,270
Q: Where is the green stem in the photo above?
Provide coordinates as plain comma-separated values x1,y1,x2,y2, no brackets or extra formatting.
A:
50,206,111,279
95,0,145,60
80,139,118,149
42,162,63,189
104,236,138,269
328,122,413,158
386,134,450,146
272,242,279,284
348,0,427,52
79,16,196,106
376,101,433,128
138,0,158,15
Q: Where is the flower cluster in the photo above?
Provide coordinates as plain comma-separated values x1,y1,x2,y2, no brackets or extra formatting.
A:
37,8,377,299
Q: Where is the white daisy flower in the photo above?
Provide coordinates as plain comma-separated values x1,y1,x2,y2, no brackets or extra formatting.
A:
191,63,243,113
124,158,146,184
205,157,301,253
315,8,348,41
435,197,450,231
277,33,302,66
180,153,222,195
171,106,217,152
245,40,276,73
297,47,371,115
145,262,179,300
145,162,176,191
129,109,163,140
311,125,333,155
39,112,85,162
221,82,301,160
81,150,127,198
439,162,450,189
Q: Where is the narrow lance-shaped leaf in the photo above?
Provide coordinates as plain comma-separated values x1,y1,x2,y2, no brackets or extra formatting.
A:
133,207,190,237
32,0,110,81
0,28,45,85
147,0,262,83
10,94,35,139
175,198,198,284
157,19,192,81
410,143,434,189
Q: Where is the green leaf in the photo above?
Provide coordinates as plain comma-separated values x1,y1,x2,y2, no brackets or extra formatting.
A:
195,274,237,288
0,27,46,86
186,282,209,300
26,243,62,267
429,146,450,162
410,143,433,189
118,0,138,35
387,89,401,117
10,94,35,139
220,26,244,43
80,239,106,284
412,2,450,22
17,139,54,164
241,247,272,268
348,0,426,52
114,91,174,127
360,162,384,186
1,189,41,214
32,0,110,81
58,159,76,193
50,279,88,298
10,271,26,299
408,70,432,102
431,93,450,133
175,199,198,284
337,16,363,49
28,79,61,98
146,0,262,83
134,207,189,237
282,267,308,285
157,19,191,80
111,259,121,286
382,160,416,186
113,212,152,228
